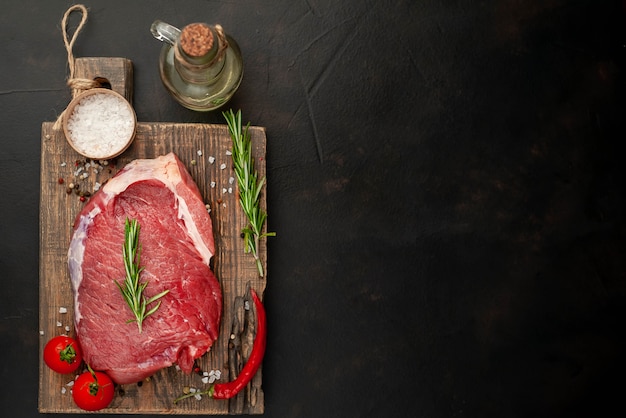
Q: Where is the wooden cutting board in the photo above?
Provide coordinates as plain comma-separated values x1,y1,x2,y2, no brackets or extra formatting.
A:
38,58,267,414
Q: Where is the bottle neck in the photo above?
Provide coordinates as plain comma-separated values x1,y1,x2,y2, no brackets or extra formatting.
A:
174,25,228,84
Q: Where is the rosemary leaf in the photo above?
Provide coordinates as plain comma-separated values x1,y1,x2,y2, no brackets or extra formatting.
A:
223,109,276,277
115,218,169,333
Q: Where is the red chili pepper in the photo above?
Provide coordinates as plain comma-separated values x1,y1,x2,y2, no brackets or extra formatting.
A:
209,289,266,399
174,289,267,404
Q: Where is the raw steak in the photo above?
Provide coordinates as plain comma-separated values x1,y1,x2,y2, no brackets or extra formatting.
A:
67,152,222,384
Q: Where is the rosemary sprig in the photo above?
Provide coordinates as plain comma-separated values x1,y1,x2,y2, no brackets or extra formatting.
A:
223,109,276,277
115,218,169,333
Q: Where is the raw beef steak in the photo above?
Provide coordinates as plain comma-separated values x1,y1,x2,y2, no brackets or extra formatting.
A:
68,152,222,384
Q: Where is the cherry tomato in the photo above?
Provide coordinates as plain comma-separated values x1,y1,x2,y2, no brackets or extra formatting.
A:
43,336,83,374
72,368,115,411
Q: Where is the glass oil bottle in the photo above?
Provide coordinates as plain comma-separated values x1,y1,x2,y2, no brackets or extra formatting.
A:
151,20,243,111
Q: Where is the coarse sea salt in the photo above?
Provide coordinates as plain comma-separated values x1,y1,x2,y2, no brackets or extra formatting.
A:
65,91,135,159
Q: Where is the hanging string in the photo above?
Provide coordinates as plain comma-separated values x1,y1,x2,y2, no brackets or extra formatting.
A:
53,4,101,130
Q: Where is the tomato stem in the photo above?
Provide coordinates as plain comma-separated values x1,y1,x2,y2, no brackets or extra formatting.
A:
59,343,77,364
85,364,102,396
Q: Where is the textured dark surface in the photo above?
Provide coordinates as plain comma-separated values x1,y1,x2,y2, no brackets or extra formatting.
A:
2,1,626,417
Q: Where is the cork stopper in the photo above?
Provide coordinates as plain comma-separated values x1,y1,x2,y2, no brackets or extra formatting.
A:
180,23,214,57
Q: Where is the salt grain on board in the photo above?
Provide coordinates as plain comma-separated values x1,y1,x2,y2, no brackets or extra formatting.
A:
66,93,134,158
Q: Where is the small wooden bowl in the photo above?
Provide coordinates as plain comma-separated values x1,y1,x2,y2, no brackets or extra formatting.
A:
63,88,137,160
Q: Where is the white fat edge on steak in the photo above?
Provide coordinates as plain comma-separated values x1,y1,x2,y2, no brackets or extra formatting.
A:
67,206,100,325
68,154,215,325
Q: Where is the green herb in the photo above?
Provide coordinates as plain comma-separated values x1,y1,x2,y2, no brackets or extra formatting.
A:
223,109,276,277
115,218,169,333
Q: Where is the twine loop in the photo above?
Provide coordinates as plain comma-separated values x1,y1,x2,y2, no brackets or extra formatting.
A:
53,4,101,130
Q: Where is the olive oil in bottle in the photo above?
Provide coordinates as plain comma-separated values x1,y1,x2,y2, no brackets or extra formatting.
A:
151,20,243,111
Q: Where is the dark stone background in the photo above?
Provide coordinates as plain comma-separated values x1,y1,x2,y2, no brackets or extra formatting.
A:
1,1,625,417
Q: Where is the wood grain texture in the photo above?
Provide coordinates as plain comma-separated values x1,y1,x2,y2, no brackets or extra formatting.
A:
38,58,267,414
73,57,133,103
